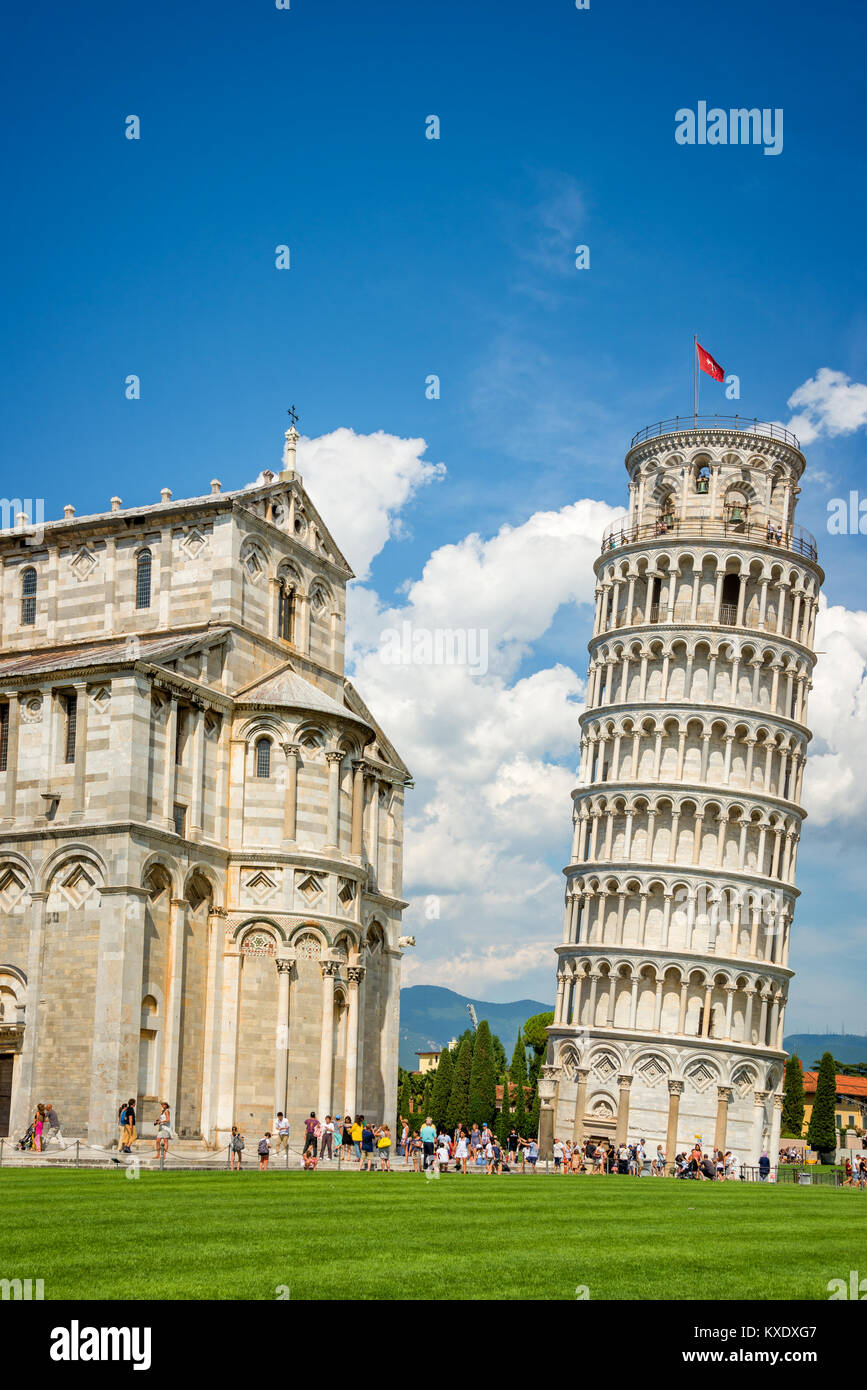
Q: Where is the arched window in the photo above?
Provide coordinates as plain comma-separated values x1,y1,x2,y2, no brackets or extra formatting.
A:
277,579,295,642
136,549,152,610
255,737,271,778
695,465,710,495
20,567,36,625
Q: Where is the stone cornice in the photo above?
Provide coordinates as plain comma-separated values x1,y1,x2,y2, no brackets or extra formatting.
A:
587,621,819,668
562,858,801,901
570,778,807,822
578,697,813,743
554,939,794,982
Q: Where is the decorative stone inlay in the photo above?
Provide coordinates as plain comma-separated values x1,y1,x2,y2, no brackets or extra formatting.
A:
241,929,277,957
70,547,98,582
296,872,324,905
295,933,321,961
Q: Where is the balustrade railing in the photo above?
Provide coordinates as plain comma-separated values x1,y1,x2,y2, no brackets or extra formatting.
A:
600,515,818,563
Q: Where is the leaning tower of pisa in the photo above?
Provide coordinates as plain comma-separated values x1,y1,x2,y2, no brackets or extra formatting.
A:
541,417,823,1167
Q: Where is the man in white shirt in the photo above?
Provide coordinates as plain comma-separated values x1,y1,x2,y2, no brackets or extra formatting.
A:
273,1113,291,1154
320,1114,335,1160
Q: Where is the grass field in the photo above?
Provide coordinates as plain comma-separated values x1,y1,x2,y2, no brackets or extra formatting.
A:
0,1169,861,1300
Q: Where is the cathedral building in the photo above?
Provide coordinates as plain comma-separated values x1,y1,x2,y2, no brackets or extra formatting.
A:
0,427,411,1148
540,419,823,1165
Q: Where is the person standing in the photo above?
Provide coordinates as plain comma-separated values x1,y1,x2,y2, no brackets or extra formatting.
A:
33,1105,45,1153
341,1115,353,1157
377,1124,392,1171
320,1115,334,1161
758,1151,771,1182
454,1125,469,1174
351,1115,363,1161
274,1113,291,1156
43,1102,67,1151
155,1101,172,1161
303,1112,319,1158
119,1098,137,1154
360,1119,376,1171
419,1115,437,1171
258,1133,272,1170
400,1118,410,1164
229,1126,245,1170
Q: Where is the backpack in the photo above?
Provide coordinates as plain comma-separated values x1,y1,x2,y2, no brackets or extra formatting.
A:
258,1139,270,1156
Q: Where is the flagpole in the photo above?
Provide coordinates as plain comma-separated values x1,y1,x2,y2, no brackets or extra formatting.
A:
694,335,698,424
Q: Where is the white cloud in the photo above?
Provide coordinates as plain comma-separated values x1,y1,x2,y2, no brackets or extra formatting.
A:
804,599,867,824
250,427,445,580
785,368,867,446
343,492,623,999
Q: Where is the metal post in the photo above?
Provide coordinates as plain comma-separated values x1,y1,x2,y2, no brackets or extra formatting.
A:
226,1144,231,1170
159,1149,165,1172
75,1140,80,1168
0,1137,4,1166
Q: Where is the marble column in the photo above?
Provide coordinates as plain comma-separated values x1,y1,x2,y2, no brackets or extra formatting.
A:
714,1086,732,1152
614,1074,633,1145
274,958,292,1119
317,960,338,1118
572,1067,589,1143
665,1079,684,1165
281,743,300,844
159,897,189,1124
350,760,365,858
343,965,365,1118
325,750,344,849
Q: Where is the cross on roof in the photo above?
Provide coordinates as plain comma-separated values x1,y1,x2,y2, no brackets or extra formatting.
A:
286,404,300,429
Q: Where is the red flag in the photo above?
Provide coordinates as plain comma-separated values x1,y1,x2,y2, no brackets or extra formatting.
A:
696,341,724,381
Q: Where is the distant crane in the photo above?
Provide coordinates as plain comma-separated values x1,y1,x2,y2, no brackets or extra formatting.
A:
466,1003,478,1031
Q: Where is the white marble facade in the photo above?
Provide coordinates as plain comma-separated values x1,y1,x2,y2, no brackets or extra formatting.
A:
0,429,410,1147
541,422,823,1165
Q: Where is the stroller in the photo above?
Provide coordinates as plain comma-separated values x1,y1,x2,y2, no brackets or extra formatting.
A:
15,1123,35,1152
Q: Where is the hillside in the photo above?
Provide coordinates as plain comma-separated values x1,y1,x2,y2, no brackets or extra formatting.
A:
783,1034,867,1066
399,985,552,1070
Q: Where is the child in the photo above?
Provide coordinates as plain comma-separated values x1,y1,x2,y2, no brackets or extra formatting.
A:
377,1124,392,1171
229,1126,245,1170
258,1132,271,1171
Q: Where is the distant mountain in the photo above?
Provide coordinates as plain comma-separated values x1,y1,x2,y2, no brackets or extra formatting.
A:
783,1034,867,1066
399,985,552,1070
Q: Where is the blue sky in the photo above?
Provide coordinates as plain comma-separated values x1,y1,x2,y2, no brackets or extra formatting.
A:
2,0,867,1026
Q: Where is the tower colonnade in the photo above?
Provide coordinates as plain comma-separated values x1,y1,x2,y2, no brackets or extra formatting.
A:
541,421,823,1163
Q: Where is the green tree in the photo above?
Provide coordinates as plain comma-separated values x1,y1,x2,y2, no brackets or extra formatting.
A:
807,1050,838,1156
509,1033,529,1137
446,1036,473,1133
491,1031,507,1078
422,1073,434,1119
468,1020,497,1128
781,1054,805,1138
430,1046,454,1132
398,1072,413,1126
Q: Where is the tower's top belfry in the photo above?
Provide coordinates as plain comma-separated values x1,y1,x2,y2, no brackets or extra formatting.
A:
611,416,814,561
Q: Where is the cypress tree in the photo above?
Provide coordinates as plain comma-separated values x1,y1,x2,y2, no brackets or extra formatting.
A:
398,1073,413,1126
468,1020,497,1128
807,1051,838,1157
446,1036,472,1133
781,1054,805,1138
509,1033,528,1139
422,1073,434,1120
430,1045,454,1132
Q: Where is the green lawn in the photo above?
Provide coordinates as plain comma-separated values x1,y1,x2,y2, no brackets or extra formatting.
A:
0,1169,861,1300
